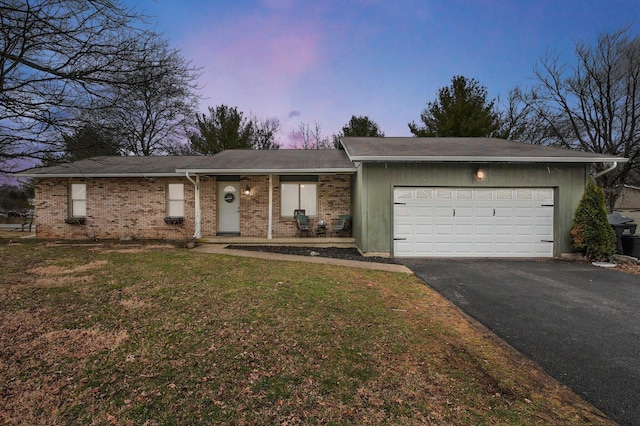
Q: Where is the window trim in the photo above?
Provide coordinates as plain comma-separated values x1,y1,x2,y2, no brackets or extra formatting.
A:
166,183,185,218
280,182,318,218
68,183,86,218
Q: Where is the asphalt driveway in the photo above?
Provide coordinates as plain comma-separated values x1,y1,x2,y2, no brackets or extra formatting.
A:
400,258,640,426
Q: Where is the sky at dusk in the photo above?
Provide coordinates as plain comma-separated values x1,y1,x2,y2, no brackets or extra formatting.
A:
127,0,639,145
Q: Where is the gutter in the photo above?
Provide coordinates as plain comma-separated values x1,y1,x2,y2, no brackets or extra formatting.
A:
14,172,185,178
593,162,618,179
345,156,628,163
175,168,356,174
185,172,201,239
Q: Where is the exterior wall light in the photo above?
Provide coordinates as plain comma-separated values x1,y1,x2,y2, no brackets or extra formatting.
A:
244,186,251,196
475,168,486,181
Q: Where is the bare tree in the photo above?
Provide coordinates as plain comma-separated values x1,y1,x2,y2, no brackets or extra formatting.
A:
496,87,558,145
251,116,281,150
515,28,640,210
289,122,332,149
100,36,200,156
0,0,191,170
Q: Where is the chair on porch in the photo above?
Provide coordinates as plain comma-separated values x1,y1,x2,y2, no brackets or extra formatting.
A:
295,212,314,237
331,214,351,237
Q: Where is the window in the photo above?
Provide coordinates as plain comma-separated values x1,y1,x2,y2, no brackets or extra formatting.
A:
69,183,86,217
281,183,317,217
167,183,185,217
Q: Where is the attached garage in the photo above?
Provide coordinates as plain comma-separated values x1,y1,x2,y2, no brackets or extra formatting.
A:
341,137,627,258
393,187,554,257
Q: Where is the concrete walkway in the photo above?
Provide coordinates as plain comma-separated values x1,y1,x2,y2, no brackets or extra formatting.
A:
192,244,413,274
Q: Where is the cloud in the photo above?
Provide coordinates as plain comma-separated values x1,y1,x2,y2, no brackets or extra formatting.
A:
184,9,324,96
175,5,333,139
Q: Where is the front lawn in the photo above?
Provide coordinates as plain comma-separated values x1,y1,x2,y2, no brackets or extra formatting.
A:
0,241,611,425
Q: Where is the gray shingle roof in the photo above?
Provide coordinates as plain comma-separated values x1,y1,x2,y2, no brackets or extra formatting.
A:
17,138,626,178
341,137,627,163
176,149,356,174
16,150,356,177
16,156,205,177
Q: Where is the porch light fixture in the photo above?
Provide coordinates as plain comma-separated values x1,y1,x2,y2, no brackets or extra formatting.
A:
475,168,486,181
244,186,251,196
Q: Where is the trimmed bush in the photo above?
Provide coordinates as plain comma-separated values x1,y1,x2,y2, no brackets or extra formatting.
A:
570,180,616,261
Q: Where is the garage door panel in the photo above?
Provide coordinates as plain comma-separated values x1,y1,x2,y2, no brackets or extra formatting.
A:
494,241,521,252
414,207,435,218
413,242,434,253
394,222,413,234
435,207,453,218
474,242,494,253
394,187,554,258
433,224,454,235
455,207,474,218
395,241,414,254
493,225,515,236
453,242,475,254
474,207,494,218
414,224,434,237
433,241,455,253
474,224,494,236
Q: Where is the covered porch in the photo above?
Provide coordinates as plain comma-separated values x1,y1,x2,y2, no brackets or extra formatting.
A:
178,150,356,241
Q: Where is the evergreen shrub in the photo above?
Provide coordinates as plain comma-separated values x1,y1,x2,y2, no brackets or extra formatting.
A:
570,180,616,261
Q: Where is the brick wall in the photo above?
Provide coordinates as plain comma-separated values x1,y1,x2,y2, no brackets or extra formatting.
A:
249,174,352,237
34,174,352,240
35,177,195,240
199,177,217,236
240,175,271,236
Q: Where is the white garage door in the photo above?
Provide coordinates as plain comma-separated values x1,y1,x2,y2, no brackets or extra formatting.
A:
394,187,554,257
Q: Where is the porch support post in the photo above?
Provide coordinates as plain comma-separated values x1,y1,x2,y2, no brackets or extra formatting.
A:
268,173,273,239
186,172,201,239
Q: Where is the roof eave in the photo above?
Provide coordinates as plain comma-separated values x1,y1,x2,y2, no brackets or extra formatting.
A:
175,168,357,174
347,156,628,163
16,172,185,178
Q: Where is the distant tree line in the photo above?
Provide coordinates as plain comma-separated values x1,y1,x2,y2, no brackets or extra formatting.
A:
0,183,33,212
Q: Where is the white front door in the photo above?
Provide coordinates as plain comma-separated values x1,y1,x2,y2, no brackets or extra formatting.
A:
393,187,555,257
218,182,240,234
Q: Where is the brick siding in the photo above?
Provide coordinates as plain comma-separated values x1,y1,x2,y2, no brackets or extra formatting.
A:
34,174,352,240
35,177,195,240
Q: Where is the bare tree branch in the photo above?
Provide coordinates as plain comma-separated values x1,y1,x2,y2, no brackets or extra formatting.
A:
1,0,195,172
289,122,332,149
514,28,640,210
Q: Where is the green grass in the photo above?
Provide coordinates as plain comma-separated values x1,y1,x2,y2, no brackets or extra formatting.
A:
0,240,611,425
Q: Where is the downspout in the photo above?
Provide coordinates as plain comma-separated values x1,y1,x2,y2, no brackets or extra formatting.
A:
268,173,273,239
185,172,201,239
593,162,618,179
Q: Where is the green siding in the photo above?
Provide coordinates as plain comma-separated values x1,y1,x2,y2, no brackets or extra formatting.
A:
351,166,364,249
353,162,589,257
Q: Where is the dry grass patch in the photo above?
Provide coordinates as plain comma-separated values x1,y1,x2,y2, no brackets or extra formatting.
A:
99,243,177,254
27,259,109,276
28,328,128,361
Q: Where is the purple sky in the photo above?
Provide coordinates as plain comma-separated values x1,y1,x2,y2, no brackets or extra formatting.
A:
128,1,639,145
